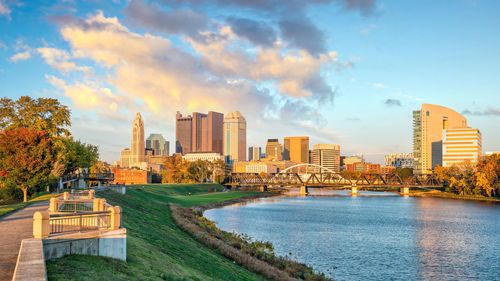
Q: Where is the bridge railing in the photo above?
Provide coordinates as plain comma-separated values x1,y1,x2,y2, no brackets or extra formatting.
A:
49,211,111,235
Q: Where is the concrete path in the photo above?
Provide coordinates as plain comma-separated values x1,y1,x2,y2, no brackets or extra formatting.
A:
0,201,49,281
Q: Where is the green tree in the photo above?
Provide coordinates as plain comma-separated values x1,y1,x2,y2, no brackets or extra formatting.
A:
395,168,413,181
52,137,99,176
188,160,214,183
0,96,71,137
0,128,55,202
162,154,190,183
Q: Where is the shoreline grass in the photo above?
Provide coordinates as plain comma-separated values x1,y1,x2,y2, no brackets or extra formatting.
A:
46,184,271,281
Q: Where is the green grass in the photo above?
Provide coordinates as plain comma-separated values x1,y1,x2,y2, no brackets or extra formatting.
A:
46,184,268,281
0,193,59,217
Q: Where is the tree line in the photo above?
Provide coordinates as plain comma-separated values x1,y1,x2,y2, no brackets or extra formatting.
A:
0,96,100,202
435,155,500,198
161,154,229,184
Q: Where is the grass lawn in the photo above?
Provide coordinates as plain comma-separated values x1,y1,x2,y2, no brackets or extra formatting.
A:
46,184,268,281
0,193,59,217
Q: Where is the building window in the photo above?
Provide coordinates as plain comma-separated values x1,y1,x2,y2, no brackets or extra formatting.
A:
426,111,429,116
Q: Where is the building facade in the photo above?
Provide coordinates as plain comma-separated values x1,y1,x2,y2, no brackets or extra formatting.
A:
311,144,341,172
346,162,381,173
385,153,414,169
265,139,283,161
442,128,482,167
413,104,467,174
146,134,169,156
223,111,246,163
119,148,131,168
246,162,278,174
112,167,151,185
248,146,261,161
341,155,364,170
283,136,309,163
182,152,224,162
175,111,224,155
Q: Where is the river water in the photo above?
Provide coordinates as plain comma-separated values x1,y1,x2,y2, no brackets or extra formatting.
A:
204,190,500,280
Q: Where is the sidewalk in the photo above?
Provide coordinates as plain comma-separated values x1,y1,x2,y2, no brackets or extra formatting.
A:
0,201,49,281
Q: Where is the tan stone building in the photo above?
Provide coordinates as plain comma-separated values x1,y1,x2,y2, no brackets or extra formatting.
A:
311,144,341,172
265,139,283,161
223,111,246,163
413,104,467,174
131,112,145,165
284,136,309,163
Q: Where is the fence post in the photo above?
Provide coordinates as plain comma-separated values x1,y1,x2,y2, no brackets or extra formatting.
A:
33,211,50,238
63,192,69,200
93,198,104,212
88,189,95,199
49,198,59,213
108,206,121,230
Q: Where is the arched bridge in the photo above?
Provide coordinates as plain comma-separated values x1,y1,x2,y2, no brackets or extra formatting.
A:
228,163,443,194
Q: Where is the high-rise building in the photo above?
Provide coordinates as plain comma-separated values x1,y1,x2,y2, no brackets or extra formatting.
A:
223,111,246,163
175,111,224,155
312,144,341,172
146,134,170,156
442,128,482,167
284,136,309,163
413,104,467,174
248,146,261,161
385,153,414,169
130,112,145,165
265,139,283,161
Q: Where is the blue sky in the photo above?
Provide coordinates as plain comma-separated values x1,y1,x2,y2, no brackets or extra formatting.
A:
0,0,499,164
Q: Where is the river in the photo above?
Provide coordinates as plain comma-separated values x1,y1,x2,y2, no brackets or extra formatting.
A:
204,190,500,280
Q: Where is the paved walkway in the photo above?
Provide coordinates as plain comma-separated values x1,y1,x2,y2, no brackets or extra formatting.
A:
0,201,49,281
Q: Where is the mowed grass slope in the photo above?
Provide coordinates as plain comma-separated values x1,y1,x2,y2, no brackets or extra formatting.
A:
46,184,266,281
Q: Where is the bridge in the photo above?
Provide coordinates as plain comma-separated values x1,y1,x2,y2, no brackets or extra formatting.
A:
228,163,443,195
59,168,114,191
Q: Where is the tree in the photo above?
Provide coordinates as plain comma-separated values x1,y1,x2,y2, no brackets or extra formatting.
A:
0,128,55,202
0,96,71,137
188,160,214,183
52,137,99,177
163,155,190,183
395,168,413,181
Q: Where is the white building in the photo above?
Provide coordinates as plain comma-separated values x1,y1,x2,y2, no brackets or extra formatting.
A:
182,152,224,162
245,162,278,174
385,153,414,169
442,128,482,167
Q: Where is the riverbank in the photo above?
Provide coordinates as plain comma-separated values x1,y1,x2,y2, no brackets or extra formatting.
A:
411,189,500,202
45,184,290,280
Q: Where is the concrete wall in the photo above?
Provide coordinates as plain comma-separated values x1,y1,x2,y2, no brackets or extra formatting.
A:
12,239,47,281
43,229,127,261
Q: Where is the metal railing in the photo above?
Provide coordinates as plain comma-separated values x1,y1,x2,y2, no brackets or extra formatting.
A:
49,211,111,235
56,200,94,213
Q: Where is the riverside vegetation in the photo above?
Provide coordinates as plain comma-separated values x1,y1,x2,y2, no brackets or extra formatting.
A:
46,184,329,280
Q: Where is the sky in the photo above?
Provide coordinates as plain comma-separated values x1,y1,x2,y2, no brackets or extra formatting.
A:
0,0,499,164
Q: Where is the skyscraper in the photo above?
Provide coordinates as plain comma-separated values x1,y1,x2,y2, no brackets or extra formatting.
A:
284,136,309,163
223,111,246,163
265,139,283,161
130,112,145,165
146,134,170,156
175,111,223,155
248,146,261,161
312,144,341,172
413,104,467,174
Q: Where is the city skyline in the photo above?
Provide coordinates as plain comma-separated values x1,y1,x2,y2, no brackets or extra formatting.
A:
1,1,499,164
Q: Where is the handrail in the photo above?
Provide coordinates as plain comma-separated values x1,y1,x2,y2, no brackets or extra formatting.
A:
50,211,110,218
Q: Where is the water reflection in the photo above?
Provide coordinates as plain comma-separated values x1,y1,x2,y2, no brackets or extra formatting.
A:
205,193,500,280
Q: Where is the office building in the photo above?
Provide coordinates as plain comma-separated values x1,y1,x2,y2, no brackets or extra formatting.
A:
442,128,482,167
223,111,247,163
341,155,364,170
175,111,224,155
284,136,309,163
248,146,261,161
265,139,283,161
120,148,131,168
413,104,467,174
311,144,341,172
146,134,169,156
385,153,414,169
246,162,278,174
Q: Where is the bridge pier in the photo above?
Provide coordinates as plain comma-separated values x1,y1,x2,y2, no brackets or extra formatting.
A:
299,185,309,196
400,187,410,196
349,185,360,196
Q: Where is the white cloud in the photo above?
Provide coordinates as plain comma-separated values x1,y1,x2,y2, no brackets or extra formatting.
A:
10,50,31,62
0,0,10,17
373,82,388,89
37,47,91,73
